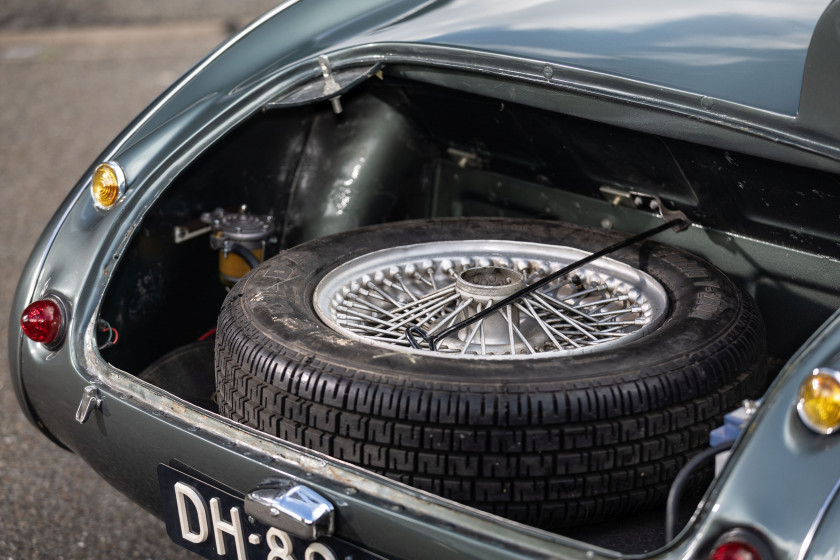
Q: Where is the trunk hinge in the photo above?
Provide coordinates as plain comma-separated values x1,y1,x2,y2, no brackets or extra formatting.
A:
317,56,343,115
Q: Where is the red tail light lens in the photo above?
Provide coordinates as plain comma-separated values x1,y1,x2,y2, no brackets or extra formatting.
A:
710,530,772,560
712,542,760,560
21,299,64,346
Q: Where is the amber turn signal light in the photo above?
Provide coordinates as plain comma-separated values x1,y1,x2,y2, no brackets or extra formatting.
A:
91,161,126,210
797,368,840,434
21,297,66,348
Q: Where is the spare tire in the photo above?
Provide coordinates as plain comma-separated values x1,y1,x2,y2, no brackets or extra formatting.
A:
215,218,765,528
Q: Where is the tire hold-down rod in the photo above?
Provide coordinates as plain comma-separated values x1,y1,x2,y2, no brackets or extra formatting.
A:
407,212,689,351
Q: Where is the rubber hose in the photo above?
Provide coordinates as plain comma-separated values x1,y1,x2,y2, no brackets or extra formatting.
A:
229,243,260,269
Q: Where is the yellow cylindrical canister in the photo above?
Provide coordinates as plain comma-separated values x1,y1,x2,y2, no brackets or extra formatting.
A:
202,205,275,286
219,248,264,285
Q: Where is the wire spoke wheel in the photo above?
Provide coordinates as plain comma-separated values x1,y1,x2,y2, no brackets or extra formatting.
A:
216,218,766,528
314,240,669,358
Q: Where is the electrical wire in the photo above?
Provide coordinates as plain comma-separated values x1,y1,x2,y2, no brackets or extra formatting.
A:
665,441,734,543
97,319,119,350
198,329,217,341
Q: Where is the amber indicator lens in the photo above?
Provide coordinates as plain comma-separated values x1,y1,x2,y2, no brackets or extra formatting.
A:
797,368,840,434
21,299,63,344
91,162,123,209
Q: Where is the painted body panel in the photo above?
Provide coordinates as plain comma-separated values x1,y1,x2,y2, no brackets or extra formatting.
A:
8,0,840,559
89,0,833,164
333,0,827,116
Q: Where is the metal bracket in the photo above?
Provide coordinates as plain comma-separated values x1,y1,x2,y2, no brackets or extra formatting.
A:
245,478,335,540
75,386,102,424
600,185,690,232
173,220,212,244
447,148,482,169
318,56,343,114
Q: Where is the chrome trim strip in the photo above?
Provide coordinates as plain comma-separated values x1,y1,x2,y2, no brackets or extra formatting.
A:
797,474,840,560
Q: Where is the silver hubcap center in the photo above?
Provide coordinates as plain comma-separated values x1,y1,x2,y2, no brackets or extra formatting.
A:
456,266,525,301
455,267,525,346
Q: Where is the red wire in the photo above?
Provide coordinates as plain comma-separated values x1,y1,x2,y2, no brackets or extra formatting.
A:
198,328,216,341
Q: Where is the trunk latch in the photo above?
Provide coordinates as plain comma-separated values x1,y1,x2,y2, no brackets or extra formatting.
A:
244,479,335,541
75,385,102,424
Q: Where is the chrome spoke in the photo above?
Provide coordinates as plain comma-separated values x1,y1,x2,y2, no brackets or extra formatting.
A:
393,273,419,302
384,292,460,333
366,281,401,307
460,317,484,355
517,300,561,351
426,297,474,336
530,293,599,341
532,290,600,324
500,305,535,354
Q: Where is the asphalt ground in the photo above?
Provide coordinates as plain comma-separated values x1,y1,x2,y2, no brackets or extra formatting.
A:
0,4,276,559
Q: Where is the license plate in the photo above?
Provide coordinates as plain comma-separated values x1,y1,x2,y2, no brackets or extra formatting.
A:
159,463,383,560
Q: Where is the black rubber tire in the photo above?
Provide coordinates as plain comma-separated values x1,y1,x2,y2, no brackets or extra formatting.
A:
215,218,766,528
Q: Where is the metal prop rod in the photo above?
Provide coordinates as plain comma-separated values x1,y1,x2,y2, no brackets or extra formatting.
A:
406,218,686,351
